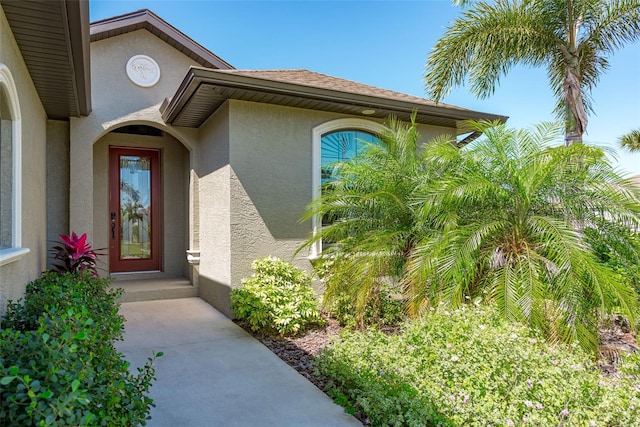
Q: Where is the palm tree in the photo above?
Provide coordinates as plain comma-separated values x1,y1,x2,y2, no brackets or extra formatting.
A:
425,0,640,146
620,127,640,151
406,121,640,350
299,116,443,326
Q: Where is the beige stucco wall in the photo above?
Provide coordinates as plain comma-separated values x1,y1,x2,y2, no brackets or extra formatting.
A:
93,132,189,278
228,100,326,285
228,101,453,282
70,29,200,247
194,103,232,312
70,29,202,280
46,120,70,269
196,99,456,316
0,7,49,315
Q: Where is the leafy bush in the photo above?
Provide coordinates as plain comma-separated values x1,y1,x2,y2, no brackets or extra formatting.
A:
323,289,405,329
585,226,640,298
314,257,406,328
230,257,323,336
317,306,640,426
2,271,122,338
49,232,100,275
0,272,159,426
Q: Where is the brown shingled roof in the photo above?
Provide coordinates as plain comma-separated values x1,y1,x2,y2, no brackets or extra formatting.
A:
161,66,508,129
217,69,471,112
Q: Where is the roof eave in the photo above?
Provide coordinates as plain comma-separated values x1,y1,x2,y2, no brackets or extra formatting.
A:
90,9,234,70
1,0,92,118
65,0,92,116
161,67,508,129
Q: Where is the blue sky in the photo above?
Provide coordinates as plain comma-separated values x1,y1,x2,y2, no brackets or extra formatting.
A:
90,0,640,175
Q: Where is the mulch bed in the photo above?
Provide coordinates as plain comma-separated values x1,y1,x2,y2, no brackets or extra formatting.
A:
234,315,344,392
598,316,638,375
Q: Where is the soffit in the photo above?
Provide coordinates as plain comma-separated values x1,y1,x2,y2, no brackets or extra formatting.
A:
90,9,233,70
161,68,508,133
1,0,91,118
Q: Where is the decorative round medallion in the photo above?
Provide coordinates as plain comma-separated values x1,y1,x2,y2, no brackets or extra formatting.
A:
126,55,160,87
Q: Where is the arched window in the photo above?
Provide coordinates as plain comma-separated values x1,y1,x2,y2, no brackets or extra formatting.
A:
321,129,380,184
0,64,27,265
310,119,383,258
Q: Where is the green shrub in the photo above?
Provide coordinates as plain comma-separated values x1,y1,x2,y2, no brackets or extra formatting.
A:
230,256,323,336
2,271,123,339
0,272,159,426
317,305,640,426
585,226,640,297
313,257,406,328
323,287,405,329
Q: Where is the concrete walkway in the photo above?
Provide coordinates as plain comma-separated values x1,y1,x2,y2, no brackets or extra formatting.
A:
117,298,361,427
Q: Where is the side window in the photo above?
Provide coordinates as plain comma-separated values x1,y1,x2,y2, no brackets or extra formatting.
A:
0,64,27,265
0,85,12,249
318,129,380,253
311,119,384,258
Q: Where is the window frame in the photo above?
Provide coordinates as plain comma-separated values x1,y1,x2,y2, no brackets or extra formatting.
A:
310,118,384,259
0,64,28,266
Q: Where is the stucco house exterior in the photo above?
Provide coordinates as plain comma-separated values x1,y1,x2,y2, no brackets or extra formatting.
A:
0,2,505,317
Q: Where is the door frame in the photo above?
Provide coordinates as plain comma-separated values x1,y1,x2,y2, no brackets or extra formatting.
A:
108,146,162,273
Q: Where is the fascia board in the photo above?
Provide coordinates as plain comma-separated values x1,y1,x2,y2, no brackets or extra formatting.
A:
64,0,92,116
90,10,234,70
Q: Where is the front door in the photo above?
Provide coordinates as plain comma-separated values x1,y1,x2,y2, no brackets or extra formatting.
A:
109,147,161,272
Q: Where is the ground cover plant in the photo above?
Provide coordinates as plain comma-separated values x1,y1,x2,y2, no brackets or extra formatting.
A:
0,272,159,426
230,256,323,336
317,306,640,426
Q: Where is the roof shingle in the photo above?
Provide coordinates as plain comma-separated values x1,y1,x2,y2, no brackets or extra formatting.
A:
216,69,472,112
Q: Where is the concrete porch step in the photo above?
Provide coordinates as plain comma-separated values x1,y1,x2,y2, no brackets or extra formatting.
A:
111,278,197,303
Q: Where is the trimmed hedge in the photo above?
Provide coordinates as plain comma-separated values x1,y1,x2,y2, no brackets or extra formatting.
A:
0,272,159,426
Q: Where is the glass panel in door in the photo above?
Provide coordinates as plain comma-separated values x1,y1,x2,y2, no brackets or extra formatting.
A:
120,155,152,259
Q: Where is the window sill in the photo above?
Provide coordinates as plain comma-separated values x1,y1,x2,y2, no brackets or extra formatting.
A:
0,247,30,266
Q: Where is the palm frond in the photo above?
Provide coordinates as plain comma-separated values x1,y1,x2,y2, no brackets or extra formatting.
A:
407,120,640,350
620,128,640,151
425,0,554,101
582,0,640,54
427,0,640,142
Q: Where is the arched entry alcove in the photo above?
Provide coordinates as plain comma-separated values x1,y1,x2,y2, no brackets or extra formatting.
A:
92,123,190,279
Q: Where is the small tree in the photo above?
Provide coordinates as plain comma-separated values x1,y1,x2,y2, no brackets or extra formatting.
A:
299,116,437,326
302,116,640,350
407,121,640,350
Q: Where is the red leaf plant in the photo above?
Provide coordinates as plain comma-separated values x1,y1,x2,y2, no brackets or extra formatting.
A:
50,232,100,275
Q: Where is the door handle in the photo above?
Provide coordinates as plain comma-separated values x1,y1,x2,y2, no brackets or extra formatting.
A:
110,212,116,240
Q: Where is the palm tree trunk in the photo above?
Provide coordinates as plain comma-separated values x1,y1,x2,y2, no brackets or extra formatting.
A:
563,64,588,146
